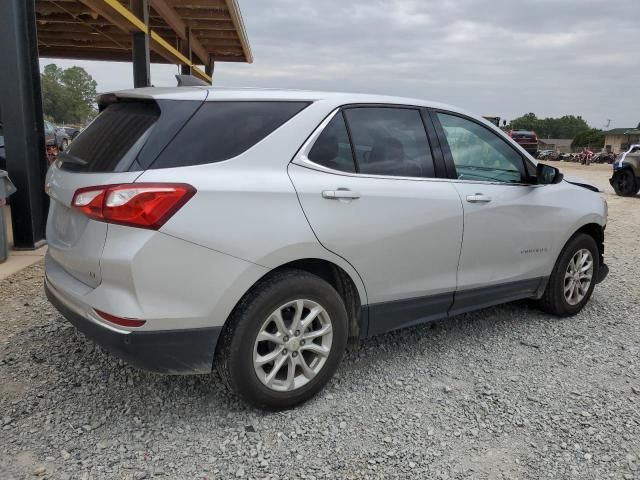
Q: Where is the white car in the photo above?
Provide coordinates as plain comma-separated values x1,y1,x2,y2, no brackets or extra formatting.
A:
45,87,608,409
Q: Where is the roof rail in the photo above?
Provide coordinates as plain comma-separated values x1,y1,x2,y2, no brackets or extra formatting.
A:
176,75,209,87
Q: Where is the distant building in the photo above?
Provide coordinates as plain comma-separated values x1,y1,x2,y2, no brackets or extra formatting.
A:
603,124,640,153
537,138,574,153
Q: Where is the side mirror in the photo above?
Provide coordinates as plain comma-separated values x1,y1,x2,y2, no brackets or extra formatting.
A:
536,163,563,185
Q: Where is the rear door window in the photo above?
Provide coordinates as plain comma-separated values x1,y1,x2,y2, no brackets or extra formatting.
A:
343,107,435,178
307,113,356,172
151,101,309,169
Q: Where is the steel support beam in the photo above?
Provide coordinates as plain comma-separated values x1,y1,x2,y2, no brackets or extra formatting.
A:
79,0,211,83
0,0,48,249
149,0,209,65
205,57,215,79
180,27,192,75
131,0,150,87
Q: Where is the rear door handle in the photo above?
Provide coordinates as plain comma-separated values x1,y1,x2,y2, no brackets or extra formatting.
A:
466,194,492,203
322,189,361,200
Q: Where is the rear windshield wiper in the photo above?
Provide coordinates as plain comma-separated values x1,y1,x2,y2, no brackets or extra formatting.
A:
57,151,88,166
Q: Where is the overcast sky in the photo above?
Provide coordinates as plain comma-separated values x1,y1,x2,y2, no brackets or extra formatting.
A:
41,0,639,128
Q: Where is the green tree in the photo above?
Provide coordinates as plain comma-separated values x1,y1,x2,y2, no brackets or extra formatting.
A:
509,112,540,133
508,113,591,139
41,64,97,124
571,129,605,149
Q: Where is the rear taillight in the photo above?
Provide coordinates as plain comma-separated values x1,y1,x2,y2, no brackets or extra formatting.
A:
72,183,195,230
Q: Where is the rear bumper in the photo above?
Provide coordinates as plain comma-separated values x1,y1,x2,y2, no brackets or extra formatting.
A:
45,281,221,374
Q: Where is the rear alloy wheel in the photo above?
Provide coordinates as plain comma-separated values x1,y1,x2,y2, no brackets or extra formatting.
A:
253,299,333,392
216,269,348,410
611,169,639,196
537,233,599,316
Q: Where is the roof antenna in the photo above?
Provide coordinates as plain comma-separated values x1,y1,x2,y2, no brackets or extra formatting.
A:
176,74,209,87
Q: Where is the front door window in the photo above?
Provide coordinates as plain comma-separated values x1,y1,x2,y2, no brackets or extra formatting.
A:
437,113,525,183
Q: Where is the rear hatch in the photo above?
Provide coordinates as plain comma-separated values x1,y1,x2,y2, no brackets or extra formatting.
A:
45,89,207,287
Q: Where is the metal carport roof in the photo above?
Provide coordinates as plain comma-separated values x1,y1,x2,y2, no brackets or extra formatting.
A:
36,0,253,83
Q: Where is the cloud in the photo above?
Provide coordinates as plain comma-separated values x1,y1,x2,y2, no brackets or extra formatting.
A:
40,0,639,128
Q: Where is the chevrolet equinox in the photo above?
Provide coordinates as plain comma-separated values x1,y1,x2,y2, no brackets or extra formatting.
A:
45,87,608,409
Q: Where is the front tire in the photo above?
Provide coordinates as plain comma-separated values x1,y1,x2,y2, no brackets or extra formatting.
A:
537,233,599,317
216,269,348,410
611,169,639,196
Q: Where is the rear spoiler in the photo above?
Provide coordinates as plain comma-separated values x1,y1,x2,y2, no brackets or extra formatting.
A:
175,74,209,87
96,84,209,112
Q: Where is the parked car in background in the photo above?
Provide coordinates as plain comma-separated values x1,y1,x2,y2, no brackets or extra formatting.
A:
2,121,72,170
509,129,538,155
44,120,70,152
59,126,82,141
610,145,640,196
44,120,56,148
55,125,70,151
44,87,609,409
592,151,616,164
538,150,560,161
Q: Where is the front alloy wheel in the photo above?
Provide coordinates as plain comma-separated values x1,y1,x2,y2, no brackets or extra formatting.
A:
563,248,593,306
537,233,599,316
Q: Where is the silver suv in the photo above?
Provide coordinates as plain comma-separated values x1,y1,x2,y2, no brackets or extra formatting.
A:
45,87,608,409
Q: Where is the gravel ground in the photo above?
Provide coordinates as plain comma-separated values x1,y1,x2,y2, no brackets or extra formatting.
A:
1,163,639,479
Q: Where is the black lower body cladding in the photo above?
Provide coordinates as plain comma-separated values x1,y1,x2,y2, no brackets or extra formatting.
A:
45,282,221,374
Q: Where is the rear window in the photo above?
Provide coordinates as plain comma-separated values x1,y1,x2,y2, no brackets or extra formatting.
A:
151,101,309,169
511,131,536,139
63,102,160,172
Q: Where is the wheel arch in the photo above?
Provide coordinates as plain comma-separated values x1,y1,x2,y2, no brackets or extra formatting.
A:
615,164,637,176
273,259,365,339
224,257,368,342
554,219,605,265
573,222,605,265
546,218,605,280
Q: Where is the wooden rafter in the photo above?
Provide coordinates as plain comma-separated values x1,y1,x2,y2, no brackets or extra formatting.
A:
36,0,253,82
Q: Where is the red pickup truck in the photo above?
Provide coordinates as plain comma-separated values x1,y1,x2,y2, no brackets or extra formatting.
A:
508,129,538,155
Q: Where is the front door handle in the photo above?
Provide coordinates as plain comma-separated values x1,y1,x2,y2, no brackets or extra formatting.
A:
466,193,492,203
322,189,361,200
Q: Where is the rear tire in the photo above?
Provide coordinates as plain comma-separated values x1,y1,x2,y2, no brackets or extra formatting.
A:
537,233,599,317
611,169,639,196
215,269,348,410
